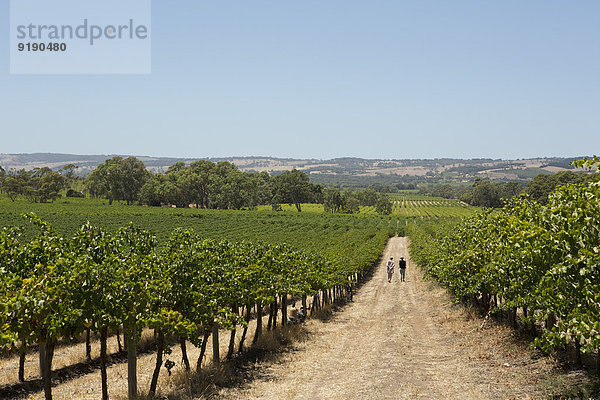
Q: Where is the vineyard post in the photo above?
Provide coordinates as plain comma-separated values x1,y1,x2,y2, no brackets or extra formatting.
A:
575,340,582,367
281,295,287,327
116,326,123,352
18,344,26,382
41,337,56,400
545,314,556,330
149,329,165,396
226,304,238,359
100,326,109,400
179,337,190,370
511,307,517,328
238,305,251,353
348,281,354,301
196,328,211,370
85,327,92,361
267,302,274,330
212,322,220,365
272,297,278,329
126,323,137,400
255,301,263,339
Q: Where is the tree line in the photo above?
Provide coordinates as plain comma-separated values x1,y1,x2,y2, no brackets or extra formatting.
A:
0,157,392,214
0,165,79,203
323,187,392,214
419,170,599,207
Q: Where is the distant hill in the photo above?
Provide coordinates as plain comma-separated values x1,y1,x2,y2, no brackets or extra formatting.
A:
0,153,587,187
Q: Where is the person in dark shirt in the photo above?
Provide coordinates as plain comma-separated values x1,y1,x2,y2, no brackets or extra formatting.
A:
398,257,407,282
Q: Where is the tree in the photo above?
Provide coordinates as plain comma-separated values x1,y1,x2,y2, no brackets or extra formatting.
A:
87,157,122,203
323,188,344,213
4,176,23,201
59,164,79,190
342,193,360,214
34,169,65,203
359,188,378,206
500,181,523,200
431,184,456,199
470,180,503,208
375,194,392,215
525,171,586,204
10,168,66,203
88,157,150,205
120,157,151,205
140,174,167,206
189,160,215,208
209,162,247,209
273,169,313,212
0,166,5,194
246,171,274,209
139,161,275,210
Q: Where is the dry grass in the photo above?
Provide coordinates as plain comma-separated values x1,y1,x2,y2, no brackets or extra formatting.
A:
251,324,308,353
309,304,334,322
0,309,312,400
112,324,310,400
0,327,159,389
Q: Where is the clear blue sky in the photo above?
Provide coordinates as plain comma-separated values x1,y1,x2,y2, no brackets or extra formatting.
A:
1,1,599,160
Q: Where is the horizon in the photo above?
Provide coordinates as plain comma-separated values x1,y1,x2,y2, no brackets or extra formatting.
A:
0,151,590,163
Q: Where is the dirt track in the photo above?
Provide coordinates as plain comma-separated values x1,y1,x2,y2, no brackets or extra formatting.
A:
217,236,552,400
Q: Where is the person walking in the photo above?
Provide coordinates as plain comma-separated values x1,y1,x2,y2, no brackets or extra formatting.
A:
386,256,395,283
398,256,407,282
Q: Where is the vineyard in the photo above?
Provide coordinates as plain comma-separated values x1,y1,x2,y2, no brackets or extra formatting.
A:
4,179,600,398
0,196,394,400
391,195,474,219
0,196,397,245
408,177,600,372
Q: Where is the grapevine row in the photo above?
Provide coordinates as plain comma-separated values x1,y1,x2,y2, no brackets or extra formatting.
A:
408,180,600,369
0,214,389,399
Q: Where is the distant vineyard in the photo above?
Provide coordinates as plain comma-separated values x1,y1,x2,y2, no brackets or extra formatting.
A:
0,196,399,249
390,195,474,219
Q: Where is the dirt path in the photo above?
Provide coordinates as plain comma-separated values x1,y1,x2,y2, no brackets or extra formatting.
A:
217,236,553,400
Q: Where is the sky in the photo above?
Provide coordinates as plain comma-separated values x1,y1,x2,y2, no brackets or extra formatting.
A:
1,1,599,160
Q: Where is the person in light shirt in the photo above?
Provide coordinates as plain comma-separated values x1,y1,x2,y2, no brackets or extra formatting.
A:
386,256,395,283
